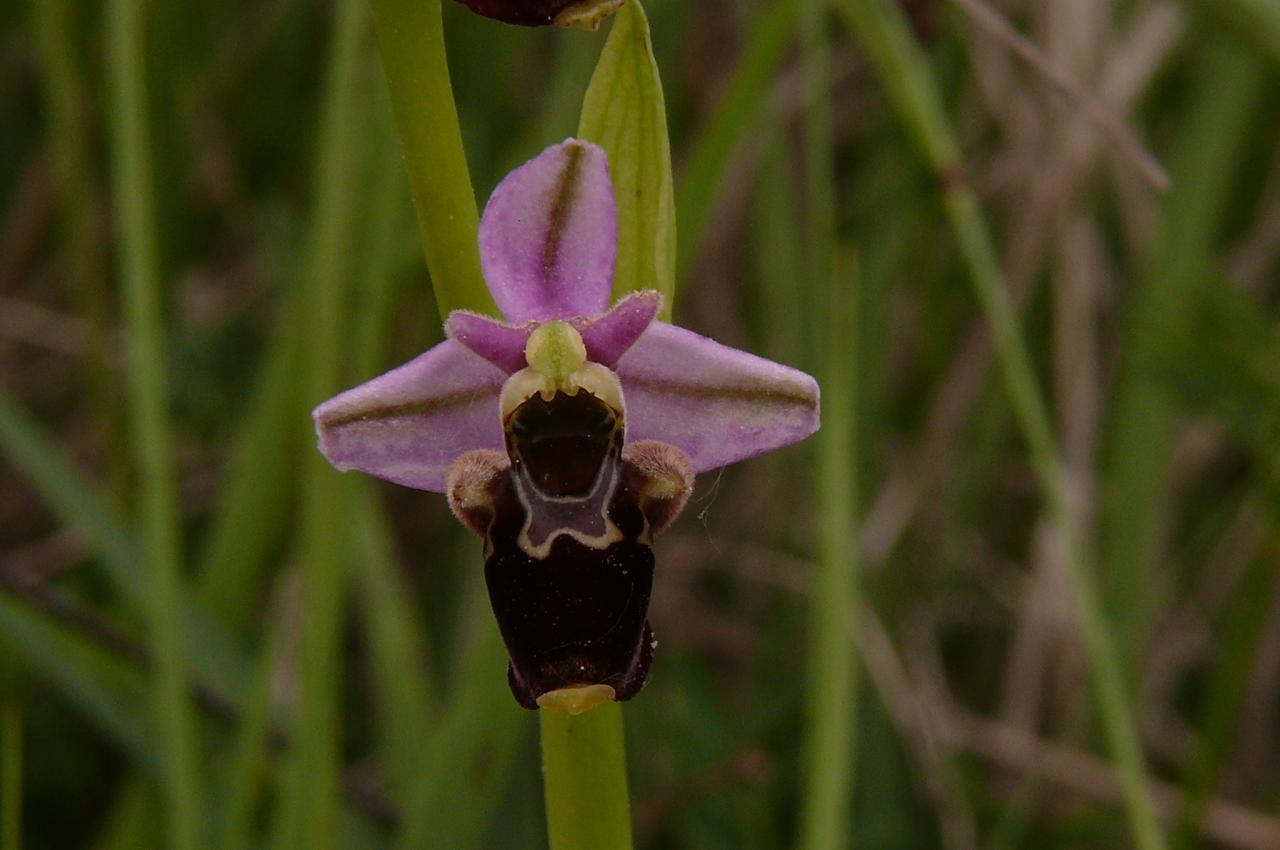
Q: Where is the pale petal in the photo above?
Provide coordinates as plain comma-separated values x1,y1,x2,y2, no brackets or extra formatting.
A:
479,139,617,323
615,322,820,472
313,340,505,492
446,310,532,374
573,290,661,367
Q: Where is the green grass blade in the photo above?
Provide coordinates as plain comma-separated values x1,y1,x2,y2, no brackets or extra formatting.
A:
351,496,438,850
93,779,163,850
0,390,248,701
0,594,150,768
218,624,283,850
753,132,804,364
579,0,677,315
105,0,202,840
31,0,122,497
275,0,366,844
800,255,861,849
676,0,801,283
797,2,859,846
339,80,437,847
1148,281,1280,475
800,0,836,330
419,581,527,850
1173,555,1274,847
195,19,414,642
1100,38,1266,672
1188,0,1280,61
0,389,140,586
195,304,307,633
350,74,414,382
344,94,438,845
834,1,1167,847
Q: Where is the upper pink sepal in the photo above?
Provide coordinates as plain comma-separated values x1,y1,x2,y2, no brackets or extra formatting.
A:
479,139,617,324
312,339,506,492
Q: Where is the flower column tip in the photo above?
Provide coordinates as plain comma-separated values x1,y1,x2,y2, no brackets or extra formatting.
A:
525,320,588,385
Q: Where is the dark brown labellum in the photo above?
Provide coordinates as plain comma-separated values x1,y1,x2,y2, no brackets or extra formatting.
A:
476,389,650,707
482,456,655,708
489,526,655,707
450,388,693,710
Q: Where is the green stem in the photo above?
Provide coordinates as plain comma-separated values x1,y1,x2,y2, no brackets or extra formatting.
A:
105,0,203,845
540,703,633,850
800,256,861,850
797,3,859,849
368,0,495,315
834,2,1165,848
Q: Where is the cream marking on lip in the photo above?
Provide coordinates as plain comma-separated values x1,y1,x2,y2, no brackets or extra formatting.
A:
512,448,624,559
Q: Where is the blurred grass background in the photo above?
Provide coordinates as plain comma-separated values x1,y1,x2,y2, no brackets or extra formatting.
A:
3,0,1280,847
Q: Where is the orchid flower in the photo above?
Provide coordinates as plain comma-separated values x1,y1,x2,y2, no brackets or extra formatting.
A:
314,139,819,713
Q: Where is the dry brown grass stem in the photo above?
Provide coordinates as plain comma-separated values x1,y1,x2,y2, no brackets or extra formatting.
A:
0,297,105,359
1224,580,1280,799
859,1,1183,570
1227,140,1280,290
947,0,1170,191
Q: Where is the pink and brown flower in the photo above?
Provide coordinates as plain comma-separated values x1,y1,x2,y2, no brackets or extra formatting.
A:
314,139,819,712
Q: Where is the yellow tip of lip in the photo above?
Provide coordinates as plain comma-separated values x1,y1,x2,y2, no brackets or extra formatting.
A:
536,684,616,715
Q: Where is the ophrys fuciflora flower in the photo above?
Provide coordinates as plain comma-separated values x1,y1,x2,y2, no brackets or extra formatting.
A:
314,140,819,714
